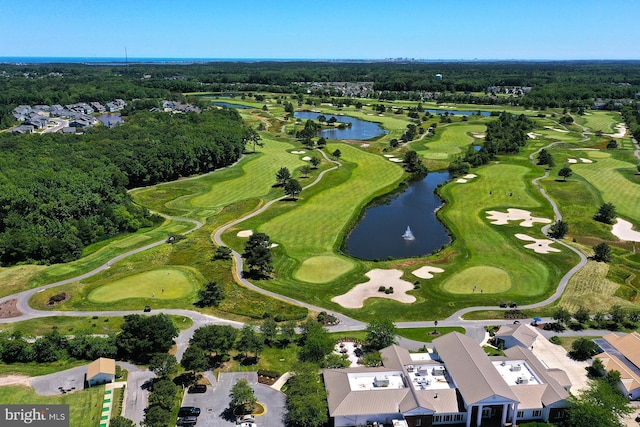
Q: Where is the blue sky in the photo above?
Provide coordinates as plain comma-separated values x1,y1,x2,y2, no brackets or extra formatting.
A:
1,0,638,60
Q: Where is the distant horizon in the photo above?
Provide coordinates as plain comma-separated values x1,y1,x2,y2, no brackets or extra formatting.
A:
2,56,640,64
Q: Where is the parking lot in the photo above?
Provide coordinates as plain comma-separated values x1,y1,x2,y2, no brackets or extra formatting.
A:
180,371,286,426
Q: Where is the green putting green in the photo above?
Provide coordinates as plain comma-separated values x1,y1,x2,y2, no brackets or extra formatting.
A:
443,266,511,294
294,256,355,283
88,268,196,302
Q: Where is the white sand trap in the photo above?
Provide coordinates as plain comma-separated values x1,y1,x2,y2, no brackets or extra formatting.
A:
361,143,370,147
472,133,486,138
579,158,593,163
270,243,279,248
390,158,403,163
384,154,395,158
612,218,640,242
515,234,561,254
367,113,374,116
302,156,312,161
544,126,569,133
463,174,477,179
412,266,445,279
291,150,306,154
456,179,468,183
378,114,385,117
237,230,253,237
567,158,578,163
527,132,537,139
486,208,552,227
331,269,416,309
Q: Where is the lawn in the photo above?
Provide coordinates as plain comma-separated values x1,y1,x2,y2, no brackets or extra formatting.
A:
574,111,621,134
416,122,487,161
88,267,198,303
396,327,465,342
0,385,104,427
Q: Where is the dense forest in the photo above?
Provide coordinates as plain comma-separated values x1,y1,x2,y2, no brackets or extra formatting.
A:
0,109,248,265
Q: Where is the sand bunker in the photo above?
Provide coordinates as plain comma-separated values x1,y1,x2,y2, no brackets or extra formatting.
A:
567,158,577,163
389,158,403,163
361,143,370,147
486,208,552,227
527,132,538,139
237,230,253,237
579,158,593,163
612,218,640,242
302,156,312,161
515,234,561,254
472,133,486,138
412,266,445,279
384,154,395,158
291,150,306,154
463,174,477,179
270,243,279,248
456,179,468,183
331,269,416,309
544,126,569,133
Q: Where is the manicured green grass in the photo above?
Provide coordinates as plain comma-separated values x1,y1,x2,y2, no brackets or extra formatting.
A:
0,385,104,427
574,111,621,133
256,144,404,278
417,122,487,160
294,255,355,283
396,327,465,342
570,157,640,222
442,266,511,294
88,267,197,302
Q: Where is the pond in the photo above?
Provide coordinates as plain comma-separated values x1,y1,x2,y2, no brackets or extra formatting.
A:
345,171,451,260
96,113,124,127
294,111,388,140
213,102,252,109
425,109,492,117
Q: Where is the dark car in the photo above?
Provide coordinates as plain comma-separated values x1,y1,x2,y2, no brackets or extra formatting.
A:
177,416,198,426
178,407,201,418
509,302,518,308
499,302,508,308
143,305,151,312
188,384,207,393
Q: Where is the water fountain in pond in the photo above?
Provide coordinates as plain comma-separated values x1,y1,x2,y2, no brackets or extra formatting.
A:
402,226,415,241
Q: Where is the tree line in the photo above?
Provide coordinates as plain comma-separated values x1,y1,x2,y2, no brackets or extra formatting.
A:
0,108,249,265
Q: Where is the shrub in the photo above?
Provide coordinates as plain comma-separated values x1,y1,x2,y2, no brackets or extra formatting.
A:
549,336,561,345
378,286,386,292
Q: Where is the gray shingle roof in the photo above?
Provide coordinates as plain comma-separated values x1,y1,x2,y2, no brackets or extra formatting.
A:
433,332,518,405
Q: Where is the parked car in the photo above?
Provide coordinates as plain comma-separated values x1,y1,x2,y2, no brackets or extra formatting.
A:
177,416,198,426
178,407,201,417
188,384,207,393
499,302,508,308
509,302,518,308
143,305,151,312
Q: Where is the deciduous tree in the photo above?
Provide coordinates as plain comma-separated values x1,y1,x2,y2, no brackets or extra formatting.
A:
548,220,569,239
592,242,612,263
365,319,397,350
242,232,273,277
284,179,302,199
593,202,617,224
558,167,572,181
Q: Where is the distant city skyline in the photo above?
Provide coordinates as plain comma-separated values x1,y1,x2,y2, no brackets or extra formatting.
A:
2,0,639,60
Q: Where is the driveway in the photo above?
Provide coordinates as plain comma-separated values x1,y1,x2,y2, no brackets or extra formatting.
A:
528,325,590,394
180,371,286,426
30,365,87,395
122,367,155,426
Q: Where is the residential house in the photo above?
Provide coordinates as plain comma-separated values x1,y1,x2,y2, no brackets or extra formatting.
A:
594,332,640,399
10,124,35,134
323,332,569,427
90,102,106,113
494,324,538,350
86,357,115,387
12,105,31,121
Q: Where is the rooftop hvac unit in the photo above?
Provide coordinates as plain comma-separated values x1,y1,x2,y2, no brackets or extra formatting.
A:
510,364,522,372
407,365,414,372
418,367,429,376
516,376,529,384
433,367,446,375
374,376,390,387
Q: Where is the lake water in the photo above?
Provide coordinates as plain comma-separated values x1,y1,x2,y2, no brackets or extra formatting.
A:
425,109,492,117
294,111,388,140
213,102,252,109
345,171,451,260
96,113,124,127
